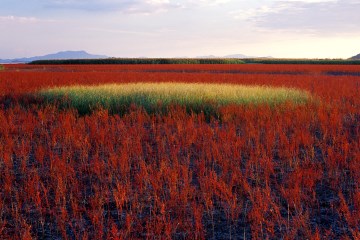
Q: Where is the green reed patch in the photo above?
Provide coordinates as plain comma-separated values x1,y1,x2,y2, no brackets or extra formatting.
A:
38,83,312,115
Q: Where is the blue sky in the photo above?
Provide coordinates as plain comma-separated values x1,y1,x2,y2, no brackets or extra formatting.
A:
1,0,359,58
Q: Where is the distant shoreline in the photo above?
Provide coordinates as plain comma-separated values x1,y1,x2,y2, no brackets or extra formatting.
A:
28,58,360,65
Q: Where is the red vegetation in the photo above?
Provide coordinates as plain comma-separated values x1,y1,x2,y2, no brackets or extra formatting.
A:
0,64,359,239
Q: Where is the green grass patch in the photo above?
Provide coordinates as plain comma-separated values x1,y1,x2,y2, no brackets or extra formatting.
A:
38,83,312,115
0,65,4,71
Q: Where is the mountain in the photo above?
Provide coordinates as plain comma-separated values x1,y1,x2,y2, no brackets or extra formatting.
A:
224,54,255,58
196,54,272,59
196,55,220,58
350,53,360,60
0,51,109,63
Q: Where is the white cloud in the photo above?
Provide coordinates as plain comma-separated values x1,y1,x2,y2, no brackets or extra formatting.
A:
230,4,288,20
39,0,233,13
40,0,178,13
85,27,159,36
123,1,182,14
232,0,360,34
276,0,337,2
189,0,232,5
0,15,42,23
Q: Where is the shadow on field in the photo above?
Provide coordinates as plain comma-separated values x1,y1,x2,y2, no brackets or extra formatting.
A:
0,94,223,121
0,92,316,126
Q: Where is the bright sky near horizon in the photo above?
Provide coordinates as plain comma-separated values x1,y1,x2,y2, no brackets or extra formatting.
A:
1,0,359,59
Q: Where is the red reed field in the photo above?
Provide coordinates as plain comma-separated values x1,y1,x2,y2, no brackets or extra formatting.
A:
0,64,359,239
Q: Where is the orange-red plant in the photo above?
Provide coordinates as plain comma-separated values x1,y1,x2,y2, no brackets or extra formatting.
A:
0,64,359,239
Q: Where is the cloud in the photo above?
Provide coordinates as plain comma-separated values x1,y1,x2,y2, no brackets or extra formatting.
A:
122,0,182,14
230,5,288,20
232,0,360,34
187,0,232,6
40,0,185,14
85,27,159,36
277,0,337,2
39,0,233,14
0,15,55,23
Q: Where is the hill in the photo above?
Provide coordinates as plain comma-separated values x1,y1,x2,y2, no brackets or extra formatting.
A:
196,54,272,58
350,53,360,60
0,51,108,63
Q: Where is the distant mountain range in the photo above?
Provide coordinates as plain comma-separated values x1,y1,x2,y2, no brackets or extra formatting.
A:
0,51,109,63
11,51,360,63
350,53,360,60
197,54,272,59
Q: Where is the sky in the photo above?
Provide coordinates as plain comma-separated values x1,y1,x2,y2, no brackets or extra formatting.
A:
0,0,359,59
